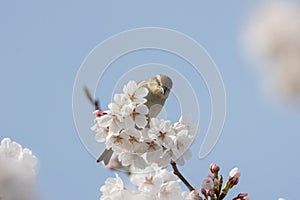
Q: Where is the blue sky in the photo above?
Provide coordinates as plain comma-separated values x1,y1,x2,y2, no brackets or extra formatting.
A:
1,1,300,199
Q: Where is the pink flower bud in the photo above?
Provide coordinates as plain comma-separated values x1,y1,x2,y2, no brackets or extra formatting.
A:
200,188,206,195
210,163,220,174
233,193,250,200
207,189,215,197
226,176,239,188
93,109,104,117
229,167,241,178
200,188,207,199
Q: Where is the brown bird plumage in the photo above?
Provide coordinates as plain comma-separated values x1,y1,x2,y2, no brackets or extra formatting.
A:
138,74,173,118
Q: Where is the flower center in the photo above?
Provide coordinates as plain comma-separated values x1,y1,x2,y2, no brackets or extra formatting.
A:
144,176,153,184
129,93,136,101
146,141,157,150
158,131,167,140
128,136,138,144
113,136,123,144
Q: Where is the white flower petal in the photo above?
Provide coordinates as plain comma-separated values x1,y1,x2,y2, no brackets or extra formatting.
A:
97,115,113,127
135,115,148,129
135,87,148,98
123,81,138,95
136,104,149,115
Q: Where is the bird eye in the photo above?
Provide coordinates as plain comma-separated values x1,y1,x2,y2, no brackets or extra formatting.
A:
154,77,161,86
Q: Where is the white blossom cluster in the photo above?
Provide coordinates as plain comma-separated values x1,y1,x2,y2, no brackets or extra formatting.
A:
243,1,300,101
91,80,194,170
0,137,37,200
100,164,199,200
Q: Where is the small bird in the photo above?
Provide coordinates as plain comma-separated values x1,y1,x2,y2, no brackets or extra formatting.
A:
138,74,173,118
97,74,173,165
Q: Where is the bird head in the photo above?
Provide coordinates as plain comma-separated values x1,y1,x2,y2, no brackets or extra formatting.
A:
149,74,173,98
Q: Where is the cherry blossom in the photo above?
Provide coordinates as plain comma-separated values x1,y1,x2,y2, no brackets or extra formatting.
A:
148,118,175,149
123,80,149,105
201,176,214,190
92,80,249,200
91,80,194,170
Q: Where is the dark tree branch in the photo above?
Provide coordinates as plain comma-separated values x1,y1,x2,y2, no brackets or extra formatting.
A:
171,161,195,192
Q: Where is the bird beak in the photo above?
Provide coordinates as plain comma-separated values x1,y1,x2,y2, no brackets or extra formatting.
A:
161,86,168,94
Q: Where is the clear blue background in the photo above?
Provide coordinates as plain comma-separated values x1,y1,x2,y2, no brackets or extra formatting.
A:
1,1,299,199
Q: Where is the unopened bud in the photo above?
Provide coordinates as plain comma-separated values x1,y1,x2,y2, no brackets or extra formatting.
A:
210,163,220,174
229,167,240,179
207,189,215,197
233,193,250,200
93,109,105,117
226,176,239,188
200,188,207,199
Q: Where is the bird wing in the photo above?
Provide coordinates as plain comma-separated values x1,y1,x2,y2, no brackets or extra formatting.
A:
97,148,113,165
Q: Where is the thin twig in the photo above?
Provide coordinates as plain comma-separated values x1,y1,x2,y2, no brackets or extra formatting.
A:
83,86,100,110
171,161,195,192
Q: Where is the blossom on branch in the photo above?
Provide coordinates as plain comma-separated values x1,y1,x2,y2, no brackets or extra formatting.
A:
91,80,194,170
100,164,197,200
91,81,249,200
